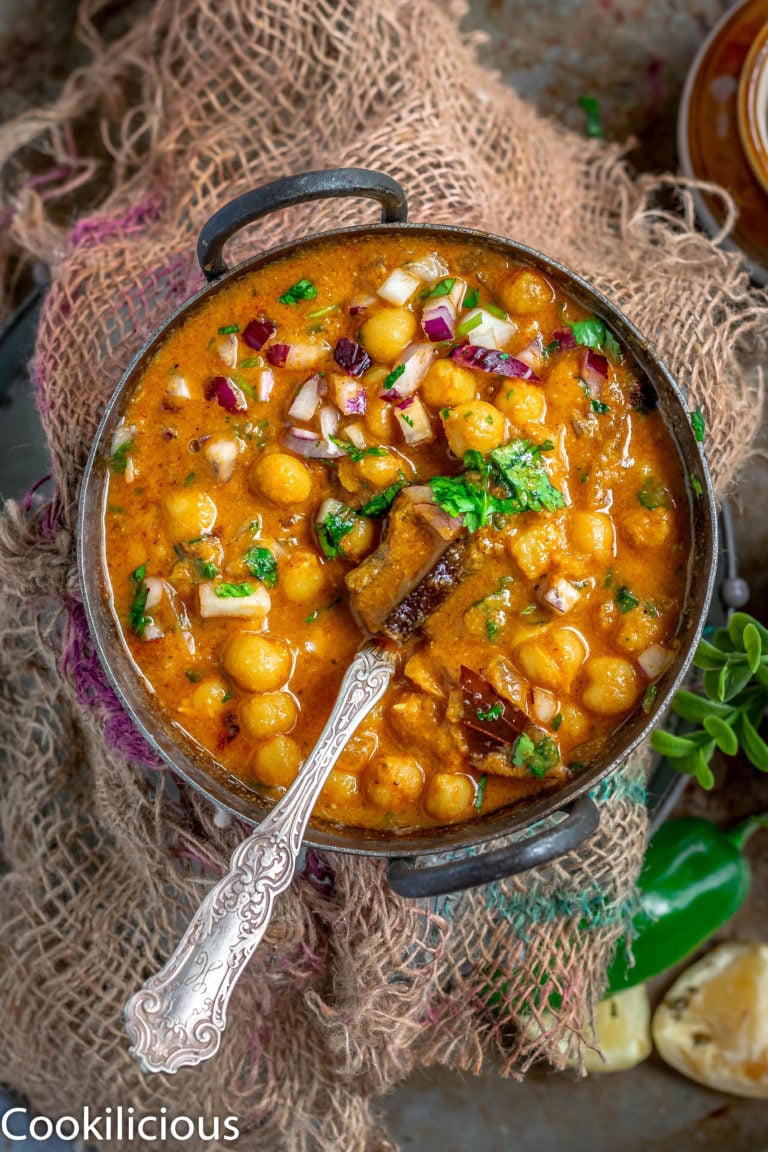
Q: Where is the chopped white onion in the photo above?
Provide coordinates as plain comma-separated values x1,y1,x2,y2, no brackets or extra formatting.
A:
516,335,544,371
463,308,517,350
395,394,434,445
448,277,467,311
377,267,421,306
332,374,367,414
215,333,238,367
284,342,330,371
349,292,377,315
637,644,674,680
281,427,339,459
344,422,368,450
111,423,136,453
384,342,439,399
198,581,271,622
166,373,191,399
403,252,450,283
143,577,165,611
538,576,580,615
142,621,164,641
204,437,241,483
288,374,323,421
315,497,347,525
124,456,137,484
256,368,274,402
319,405,343,455
532,687,558,725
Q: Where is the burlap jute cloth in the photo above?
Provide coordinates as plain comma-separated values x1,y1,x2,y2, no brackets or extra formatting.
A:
0,1,766,1148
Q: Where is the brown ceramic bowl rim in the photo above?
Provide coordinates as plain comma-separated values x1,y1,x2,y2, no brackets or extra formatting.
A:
77,219,717,860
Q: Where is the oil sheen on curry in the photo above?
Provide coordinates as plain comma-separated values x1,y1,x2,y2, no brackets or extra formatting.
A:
104,235,691,832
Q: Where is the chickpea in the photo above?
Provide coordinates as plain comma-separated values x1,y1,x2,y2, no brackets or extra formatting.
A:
366,755,424,810
496,270,555,316
250,452,312,506
359,307,417,363
622,508,672,550
516,627,587,691
364,395,395,440
222,633,291,692
163,490,217,543
321,770,358,808
423,772,475,822
190,678,228,719
251,734,301,788
354,451,403,488
544,354,587,409
582,656,642,715
506,519,563,580
281,550,325,603
613,608,665,655
339,516,376,561
570,511,615,561
557,701,592,742
442,402,507,457
239,691,297,741
421,359,477,408
494,381,546,424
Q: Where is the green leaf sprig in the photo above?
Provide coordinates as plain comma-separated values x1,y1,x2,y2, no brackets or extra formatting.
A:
651,612,768,788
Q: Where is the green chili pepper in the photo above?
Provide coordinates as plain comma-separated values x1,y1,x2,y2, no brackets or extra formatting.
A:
605,813,768,996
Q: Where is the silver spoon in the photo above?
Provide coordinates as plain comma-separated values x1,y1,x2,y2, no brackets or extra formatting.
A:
124,640,396,1074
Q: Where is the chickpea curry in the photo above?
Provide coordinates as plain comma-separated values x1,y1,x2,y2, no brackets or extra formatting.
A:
104,234,692,831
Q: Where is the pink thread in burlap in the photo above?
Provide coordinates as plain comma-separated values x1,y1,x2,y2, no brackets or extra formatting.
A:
0,1,766,1149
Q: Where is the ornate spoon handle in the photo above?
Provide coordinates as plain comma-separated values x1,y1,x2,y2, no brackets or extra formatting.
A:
124,641,396,1074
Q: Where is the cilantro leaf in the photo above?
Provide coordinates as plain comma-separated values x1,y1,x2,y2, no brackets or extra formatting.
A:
215,582,255,598
382,363,406,390
317,506,357,559
488,439,565,513
429,475,508,533
591,399,610,415
357,479,406,518
512,732,560,778
571,316,621,363
128,563,151,636
477,703,502,722
110,440,134,474
474,773,487,813
194,557,220,580
615,586,640,614
690,408,705,443
244,545,278,588
278,279,317,305
329,436,389,463
464,288,480,309
424,277,456,299
637,477,668,510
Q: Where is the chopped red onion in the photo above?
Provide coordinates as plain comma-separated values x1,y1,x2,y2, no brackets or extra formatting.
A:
256,368,274,402
282,427,341,459
349,293,377,316
332,375,367,414
515,334,544,370
266,343,289,367
204,376,248,412
396,395,415,410
334,337,372,377
243,317,276,351
288,374,323,421
580,348,608,398
380,342,439,399
450,345,539,380
422,298,456,342
552,328,577,350
585,348,609,378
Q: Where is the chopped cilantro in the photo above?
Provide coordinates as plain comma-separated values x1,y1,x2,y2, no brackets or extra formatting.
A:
520,604,538,616
305,610,318,624
637,477,668,510
423,277,456,299
278,278,317,305
542,340,560,357
185,669,202,683
591,399,610,415
615,586,640,614
604,568,615,588
383,363,406,390
512,733,560,778
691,475,703,498
194,558,220,580
110,440,133,474
463,449,491,477
306,302,340,319
486,618,500,642
579,95,603,138
690,408,705,442
357,478,406,518
183,471,197,487
552,713,564,731
488,438,565,513
218,324,240,334
330,436,389,463
317,506,357,559
244,545,278,588
580,470,590,483
215,582,255,598
464,288,480,309
128,563,151,637
440,406,451,419
429,475,504,533
568,761,586,773
571,316,621,362
107,504,125,514
221,689,234,703
239,356,262,369
477,703,502,722
642,683,659,714
401,414,415,427
474,773,488,813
